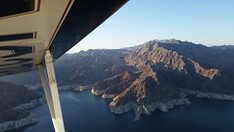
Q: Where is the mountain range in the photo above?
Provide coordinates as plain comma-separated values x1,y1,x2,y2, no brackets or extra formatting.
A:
1,39,234,119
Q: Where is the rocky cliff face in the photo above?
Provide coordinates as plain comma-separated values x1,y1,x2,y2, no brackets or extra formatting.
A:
92,39,234,118
126,40,234,94
92,71,139,97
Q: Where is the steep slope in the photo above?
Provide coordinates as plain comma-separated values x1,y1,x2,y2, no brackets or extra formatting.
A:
125,40,234,94
55,49,136,86
92,71,139,98
94,39,234,118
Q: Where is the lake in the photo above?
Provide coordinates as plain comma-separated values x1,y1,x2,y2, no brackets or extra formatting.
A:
24,91,234,132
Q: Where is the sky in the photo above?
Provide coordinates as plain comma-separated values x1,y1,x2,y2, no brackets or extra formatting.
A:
67,0,234,53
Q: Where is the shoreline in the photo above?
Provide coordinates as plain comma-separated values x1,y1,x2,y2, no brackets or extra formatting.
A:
0,112,39,132
109,98,191,120
0,98,44,132
74,85,93,92
91,88,106,96
90,88,234,120
181,89,234,101
93,89,234,120
91,88,116,99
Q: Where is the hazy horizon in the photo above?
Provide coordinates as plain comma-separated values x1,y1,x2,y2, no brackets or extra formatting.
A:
67,0,234,53
66,38,234,54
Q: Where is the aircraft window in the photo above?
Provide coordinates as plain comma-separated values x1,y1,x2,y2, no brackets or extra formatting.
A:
0,0,35,18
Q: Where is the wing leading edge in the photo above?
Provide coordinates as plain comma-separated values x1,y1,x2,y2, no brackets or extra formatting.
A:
0,0,128,77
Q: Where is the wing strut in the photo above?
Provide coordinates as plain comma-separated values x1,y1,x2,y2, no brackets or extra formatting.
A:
37,50,65,132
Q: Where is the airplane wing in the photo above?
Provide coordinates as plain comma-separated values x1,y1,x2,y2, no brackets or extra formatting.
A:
0,0,128,132
0,0,128,76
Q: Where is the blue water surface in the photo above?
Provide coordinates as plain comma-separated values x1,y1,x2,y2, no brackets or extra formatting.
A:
24,91,234,132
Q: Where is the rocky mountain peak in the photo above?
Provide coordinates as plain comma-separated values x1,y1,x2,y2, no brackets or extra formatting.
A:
143,38,191,46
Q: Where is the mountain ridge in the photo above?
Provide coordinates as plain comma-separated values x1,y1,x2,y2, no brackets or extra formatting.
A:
1,39,234,118
91,39,234,118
